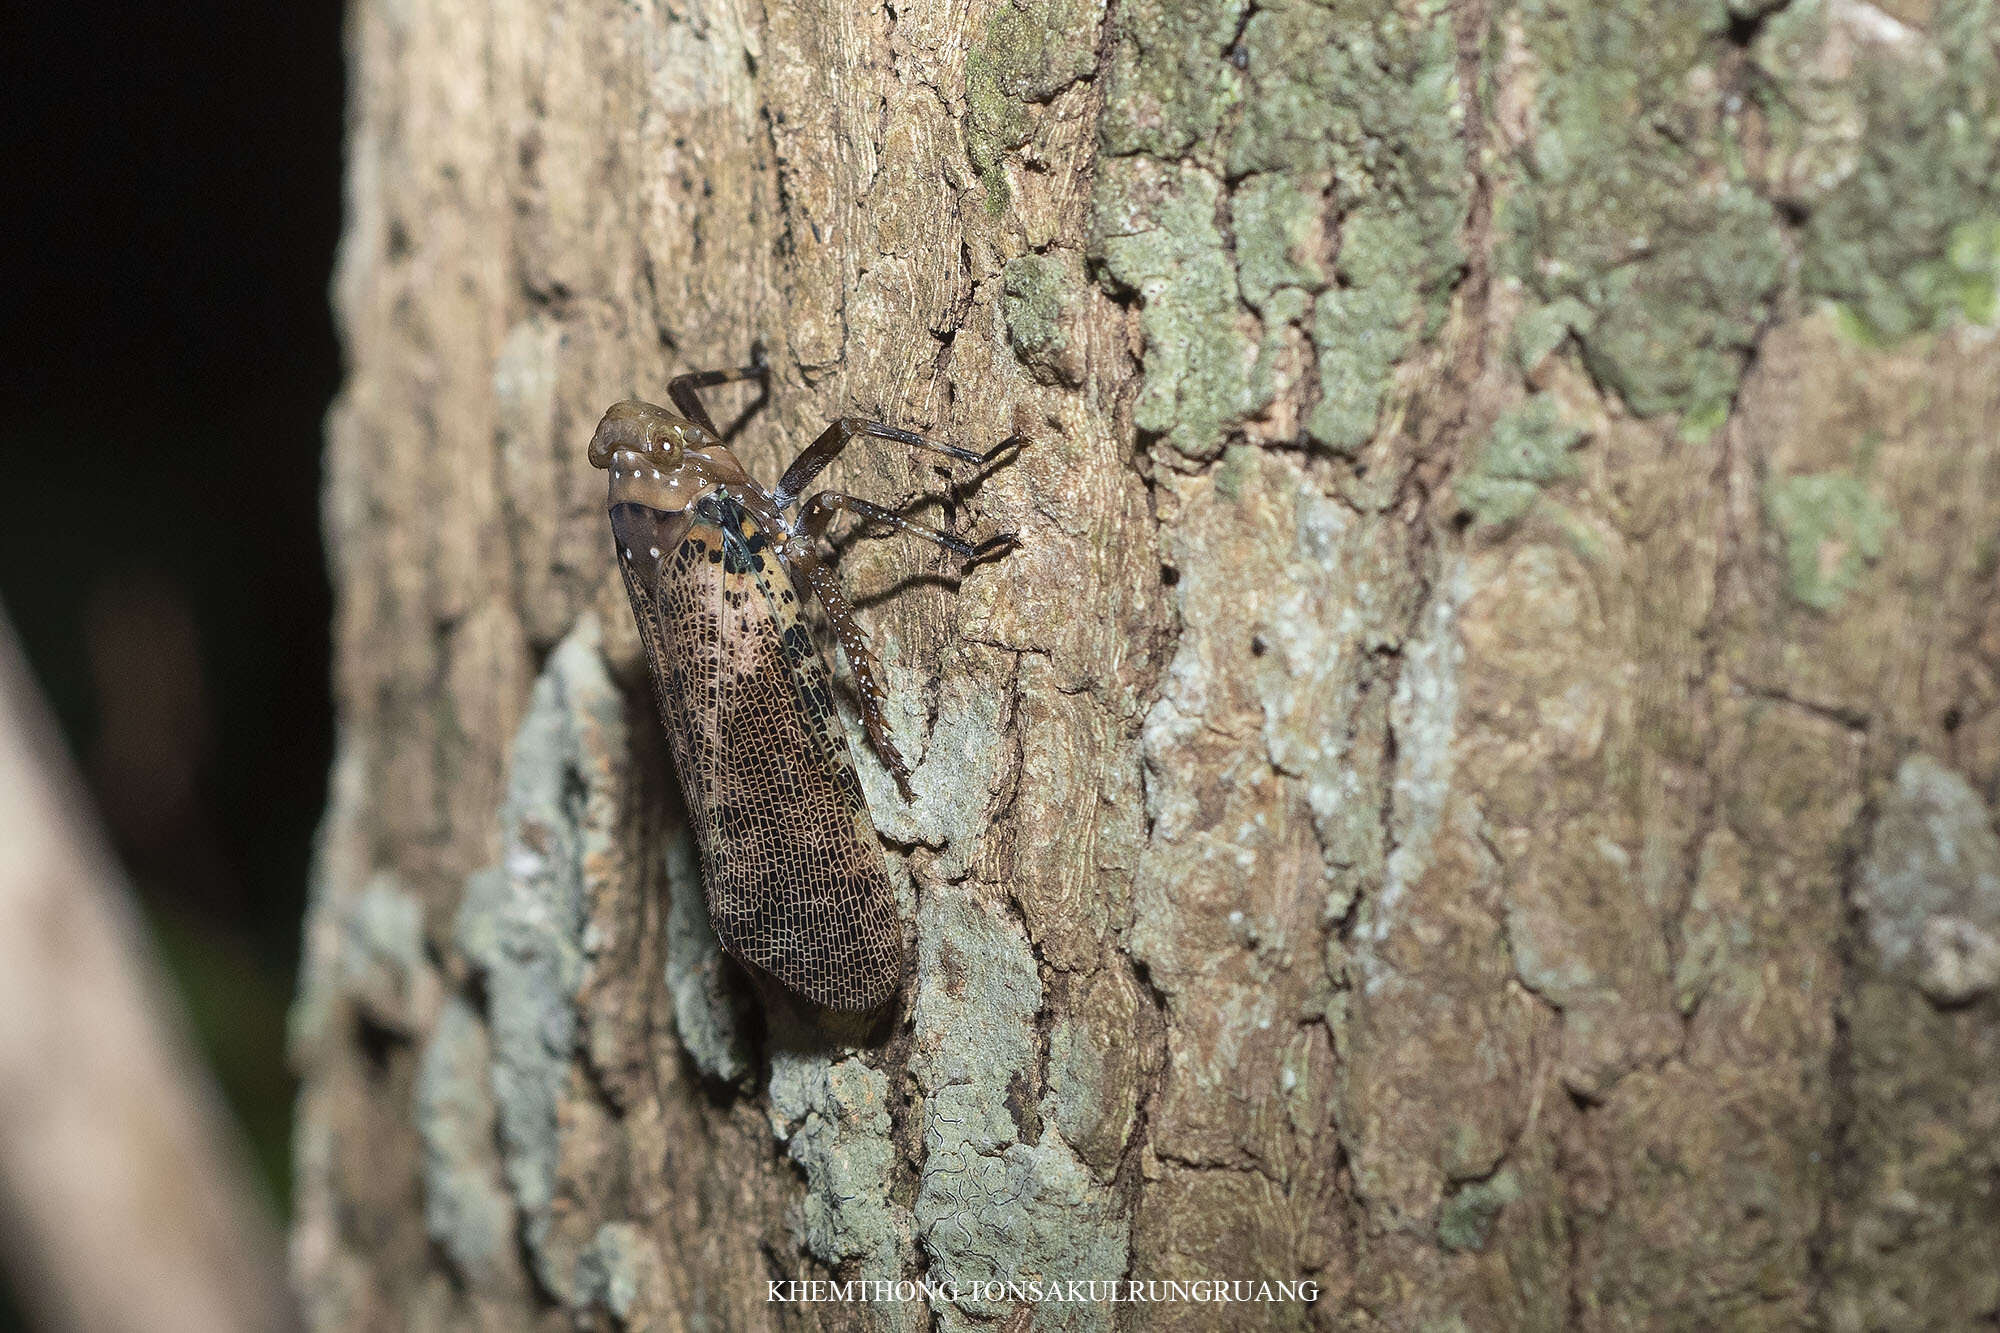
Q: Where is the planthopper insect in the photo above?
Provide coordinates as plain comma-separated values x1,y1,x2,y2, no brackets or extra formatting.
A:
589,356,1013,1012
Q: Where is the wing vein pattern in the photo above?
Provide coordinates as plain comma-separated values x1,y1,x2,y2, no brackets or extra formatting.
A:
612,495,901,1010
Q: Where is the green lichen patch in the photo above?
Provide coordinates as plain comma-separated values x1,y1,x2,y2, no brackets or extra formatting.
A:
338,872,432,1033
1756,0,2000,343
1830,216,2000,346
1763,470,1894,612
1311,206,1427,452
1503,4,1784,428
1512,296,1593,375
981,165,1012,221
1233,173,1326,312
1003,254,1069,355
855,656,1013,881
1097,0,1246,160
1210,443,1256,503
1091,158,1267,459
1856,754,2000,1003
573,1222,663,1323
965,0,1103,170
1455,394,1589,528
1227,0,1463,199
1089,0,1468,460
1230,0,1468,454
1439,1169,1522,1252
1002,251,1087,384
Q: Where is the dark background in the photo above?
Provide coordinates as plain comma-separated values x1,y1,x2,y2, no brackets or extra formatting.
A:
0,3,345,1320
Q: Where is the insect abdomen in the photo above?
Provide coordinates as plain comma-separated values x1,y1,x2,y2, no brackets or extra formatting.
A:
611,497,903,1011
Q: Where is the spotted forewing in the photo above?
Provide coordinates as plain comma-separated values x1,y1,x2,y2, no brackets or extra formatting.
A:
592,376,1014,1013
607,457,903,1012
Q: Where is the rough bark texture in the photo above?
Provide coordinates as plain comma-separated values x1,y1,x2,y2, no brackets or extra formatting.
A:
292,0,2000,1328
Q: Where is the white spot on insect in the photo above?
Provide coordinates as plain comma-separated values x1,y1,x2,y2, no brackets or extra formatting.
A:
623,548,632,561
652,469,662,480
648,546,660,558
612,470,621,479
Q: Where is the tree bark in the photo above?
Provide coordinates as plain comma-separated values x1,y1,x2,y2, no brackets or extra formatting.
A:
293,1,2000,1328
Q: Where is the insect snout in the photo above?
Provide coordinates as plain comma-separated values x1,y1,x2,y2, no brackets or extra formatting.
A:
586,399,703,469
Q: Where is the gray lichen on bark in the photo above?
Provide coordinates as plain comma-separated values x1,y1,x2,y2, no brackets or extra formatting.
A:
453,621,625,1302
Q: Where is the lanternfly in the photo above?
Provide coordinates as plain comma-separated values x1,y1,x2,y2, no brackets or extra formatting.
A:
589,357,1013,1012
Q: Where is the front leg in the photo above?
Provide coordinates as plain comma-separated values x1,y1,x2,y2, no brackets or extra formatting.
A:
774,417,1014,511
667,347,768,437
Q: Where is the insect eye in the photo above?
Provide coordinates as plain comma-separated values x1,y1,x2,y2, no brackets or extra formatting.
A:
588,400,677,469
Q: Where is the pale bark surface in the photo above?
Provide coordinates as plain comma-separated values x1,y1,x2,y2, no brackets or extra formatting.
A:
293,1,2000,1328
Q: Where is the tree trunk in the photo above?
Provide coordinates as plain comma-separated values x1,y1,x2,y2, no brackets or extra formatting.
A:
292,0,2000,1328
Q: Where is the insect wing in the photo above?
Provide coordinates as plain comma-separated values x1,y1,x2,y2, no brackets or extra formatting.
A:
611,495,903,1011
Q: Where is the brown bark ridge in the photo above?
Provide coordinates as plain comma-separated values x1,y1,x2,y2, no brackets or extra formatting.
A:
293,0,2000,1328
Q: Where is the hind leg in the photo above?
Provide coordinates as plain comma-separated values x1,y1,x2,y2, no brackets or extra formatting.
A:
798,491,1015,562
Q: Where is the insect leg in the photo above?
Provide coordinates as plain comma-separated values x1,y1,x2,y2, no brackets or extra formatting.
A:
667,346,768,436
774,417,1012,511
794,557,915,799
782,497,1011,797
799,491,1016,563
